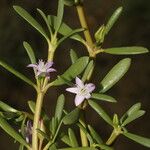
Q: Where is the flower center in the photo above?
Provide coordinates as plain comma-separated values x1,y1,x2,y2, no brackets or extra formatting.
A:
79,87,88,96
38,63,47,72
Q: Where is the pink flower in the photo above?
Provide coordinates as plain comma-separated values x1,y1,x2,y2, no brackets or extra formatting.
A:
66,77,95,106
27,59,56,78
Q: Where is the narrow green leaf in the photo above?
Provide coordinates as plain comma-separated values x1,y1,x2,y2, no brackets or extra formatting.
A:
113,114,119,126
82,60,94,82
91,93,117,103
104,47,149,55
0,101,18,113
20,116,27,137
0,60,36,89
50,117,57,135
68,128,79,147
49,118,53,135
15,114,24,122
55,94,65,123
121,110,145,126
88,100,113,126
105,7,123,35
28,101,35,113
94,25,105,44
0,116,30,149
58,147,98,150
0,112,18,120
63,0,75,6
61,134,72,146
52,120,63,143
23,41,36,64
70,49,78,64
88,125,103,144
97,144,114,150
123,132,150,148
54,57,89,86
56,76,74,86
61,135,71,147
37,8,48,23
48,15,84,42
77,123,94,145
37,129,49,140
19,144,24,150
126,103,142,116
56,0,64,31
120,103,141,123
37,8,52,35
57,28,84,46
100,58,131,93
63,108,80,125
49,143,57,150
13,6,48,41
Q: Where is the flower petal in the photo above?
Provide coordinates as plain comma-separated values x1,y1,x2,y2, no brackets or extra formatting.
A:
47,68,56,73
75,77,84,88
38,60,44,67
27,64,37,68
75,95,85,106
45,61,53,68
85,83,95,93
66,87,78,94
25,120,33,144
85,93,91,99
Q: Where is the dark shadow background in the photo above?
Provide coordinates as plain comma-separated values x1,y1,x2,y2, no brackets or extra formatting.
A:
0,0,150,149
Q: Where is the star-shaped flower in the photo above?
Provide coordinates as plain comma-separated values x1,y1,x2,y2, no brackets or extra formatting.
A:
27,59,56,78
66,77,95,106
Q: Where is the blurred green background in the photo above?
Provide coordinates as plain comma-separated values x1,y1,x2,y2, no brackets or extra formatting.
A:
0,0,150,149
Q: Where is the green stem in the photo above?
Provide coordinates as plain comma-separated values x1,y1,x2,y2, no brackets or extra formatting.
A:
48,51,55,62
106,127,122,145
32,92,45,150
47,36,57,61
39,139,43,150
44,81,55,93
80,128,88,146
76,4,93,48
48,45,55,62
79,110,88,146
43,141,52,150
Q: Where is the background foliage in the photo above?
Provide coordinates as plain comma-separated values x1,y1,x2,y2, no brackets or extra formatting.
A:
0,0,150,149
